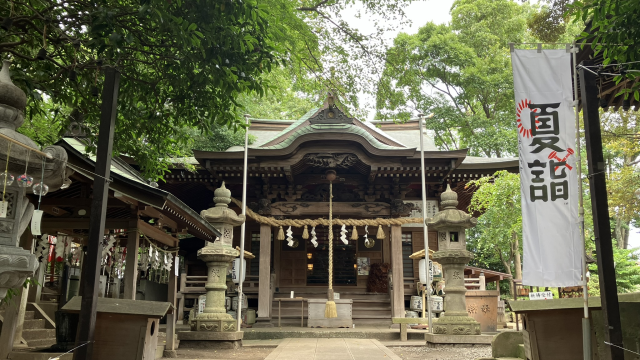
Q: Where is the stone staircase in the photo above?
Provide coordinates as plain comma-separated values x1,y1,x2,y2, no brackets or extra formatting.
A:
271,289,392,326
0,308,56,349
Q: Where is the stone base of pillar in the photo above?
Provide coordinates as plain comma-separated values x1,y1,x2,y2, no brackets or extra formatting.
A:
431,315,481,335
252,317,274,328
191,316,238,332
163,350,178,358
177,331,244,349
425,333,493,347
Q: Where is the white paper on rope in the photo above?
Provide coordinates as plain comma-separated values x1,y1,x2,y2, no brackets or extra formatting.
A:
511,49,582,287
31,209,43,235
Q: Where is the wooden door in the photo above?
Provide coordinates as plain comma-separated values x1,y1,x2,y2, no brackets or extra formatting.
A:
279,241,307,286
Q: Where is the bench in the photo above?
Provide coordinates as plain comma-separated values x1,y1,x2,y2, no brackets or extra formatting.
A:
392,317,430,341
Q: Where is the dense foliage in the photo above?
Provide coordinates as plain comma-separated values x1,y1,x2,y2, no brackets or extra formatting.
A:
1,0,280,178
572,0,640,99
467,171,523,294
1,0,417,178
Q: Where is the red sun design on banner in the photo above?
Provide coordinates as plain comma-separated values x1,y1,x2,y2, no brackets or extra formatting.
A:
516,99,539,138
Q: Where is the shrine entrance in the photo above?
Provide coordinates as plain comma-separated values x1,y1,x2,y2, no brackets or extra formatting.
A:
306,226,357,286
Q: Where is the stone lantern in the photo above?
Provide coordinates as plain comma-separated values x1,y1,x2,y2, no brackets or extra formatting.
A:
0,60,67,300
426,184,480,335
183,182,244,346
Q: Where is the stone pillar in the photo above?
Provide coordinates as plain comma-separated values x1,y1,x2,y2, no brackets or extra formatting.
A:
427,184,480,336
0,285,28,359
123,225,139,299
255,224,273,326
390,225,405,318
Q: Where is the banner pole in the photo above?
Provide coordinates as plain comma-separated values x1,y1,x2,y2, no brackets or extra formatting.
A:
236,114,250,331
418,112,433,332
572,43,591,360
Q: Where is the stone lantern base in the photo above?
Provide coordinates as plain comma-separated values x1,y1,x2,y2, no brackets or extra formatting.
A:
178,331,244,349
432,315,481,335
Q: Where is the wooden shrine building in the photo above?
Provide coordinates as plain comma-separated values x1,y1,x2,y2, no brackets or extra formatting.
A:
160,96,517,325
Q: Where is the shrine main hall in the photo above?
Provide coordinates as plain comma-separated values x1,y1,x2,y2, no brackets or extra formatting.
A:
160,96,517,326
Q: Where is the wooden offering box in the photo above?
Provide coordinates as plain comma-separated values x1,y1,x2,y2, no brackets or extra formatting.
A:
307,298,353,328
61,297,170,360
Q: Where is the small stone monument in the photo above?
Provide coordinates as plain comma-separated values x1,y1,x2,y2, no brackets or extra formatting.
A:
427,184,481,337
178,182,245,348
0,60,67,300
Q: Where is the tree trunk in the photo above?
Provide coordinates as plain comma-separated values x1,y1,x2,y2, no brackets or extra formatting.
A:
513,233,523,281
498,249,515,296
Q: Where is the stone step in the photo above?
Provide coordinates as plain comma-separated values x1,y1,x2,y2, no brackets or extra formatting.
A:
24,311,35,320
21,328,56,341
9,350,71,360
26,337,57,348
23,319,45,329
243,329,423,341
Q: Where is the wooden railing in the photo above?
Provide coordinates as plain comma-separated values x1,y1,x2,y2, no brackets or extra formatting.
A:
179,274,260,294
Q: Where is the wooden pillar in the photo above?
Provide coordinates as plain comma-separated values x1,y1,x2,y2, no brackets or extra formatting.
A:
165,253,178,354
123,225,139,300
579,60,624,359
74,67,120,360
382,225,391,264
256,224,273,325
28,262,46,303
390,225,405,318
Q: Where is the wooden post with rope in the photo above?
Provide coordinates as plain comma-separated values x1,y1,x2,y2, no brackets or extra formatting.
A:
324,170,337,318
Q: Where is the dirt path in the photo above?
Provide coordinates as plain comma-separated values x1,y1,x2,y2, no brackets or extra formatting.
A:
174,347,274,359
389,345,491,360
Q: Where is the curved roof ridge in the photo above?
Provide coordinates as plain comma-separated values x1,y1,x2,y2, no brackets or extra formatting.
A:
259,123,404,151
253,107,319,147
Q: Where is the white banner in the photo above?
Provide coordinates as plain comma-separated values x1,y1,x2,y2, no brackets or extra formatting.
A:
511,49,582,287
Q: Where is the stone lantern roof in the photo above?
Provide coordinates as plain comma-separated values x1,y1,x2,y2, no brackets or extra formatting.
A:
426,184,477,230
200,182,245,226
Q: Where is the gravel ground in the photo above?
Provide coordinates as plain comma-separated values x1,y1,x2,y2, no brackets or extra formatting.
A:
174,347,273,359
389,345,492,360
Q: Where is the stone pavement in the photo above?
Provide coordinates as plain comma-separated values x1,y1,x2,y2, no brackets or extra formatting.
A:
264,338,401,360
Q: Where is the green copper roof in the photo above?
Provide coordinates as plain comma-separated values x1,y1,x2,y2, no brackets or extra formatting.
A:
260,123,403,151
256,108,319,147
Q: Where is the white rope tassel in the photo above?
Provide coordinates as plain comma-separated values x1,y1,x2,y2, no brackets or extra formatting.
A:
340,224,348,245
286,226,294,247
311,226,318,248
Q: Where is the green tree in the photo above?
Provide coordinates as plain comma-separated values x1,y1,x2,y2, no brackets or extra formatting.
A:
2,0,415,178
1,0,280,178
467,170,523,294
376,0,536,158
572,0,640,98
237,68,319,120
599,110,640,249
587,245,640,296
